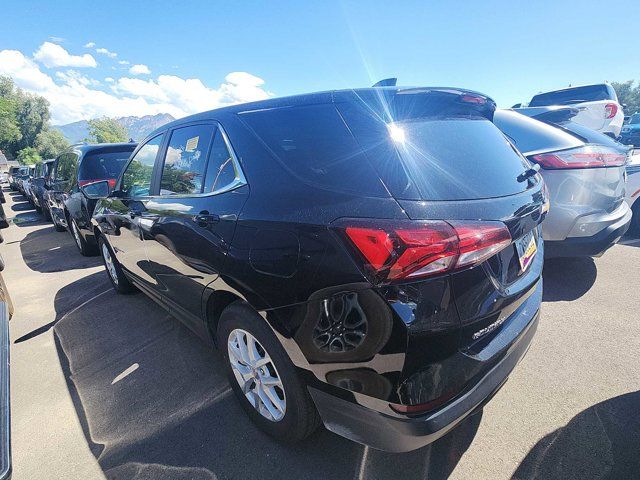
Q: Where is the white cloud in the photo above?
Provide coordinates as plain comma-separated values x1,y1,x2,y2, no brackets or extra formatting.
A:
49,36,65,43
96,47,117,58
55,69,101,87
0,48,272,124
118,60,130,65
84,42,96,48
129,64,150,75
34,42,97,68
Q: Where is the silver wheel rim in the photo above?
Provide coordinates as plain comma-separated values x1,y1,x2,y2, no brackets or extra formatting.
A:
102,243,118,285
71,221,82,249
227,328,286,422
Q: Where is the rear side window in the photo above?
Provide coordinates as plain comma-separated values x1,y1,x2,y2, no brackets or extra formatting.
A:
239,104,387,196
203,129,241,193
79,149,133,183
160,124,215,195
530,85,615,106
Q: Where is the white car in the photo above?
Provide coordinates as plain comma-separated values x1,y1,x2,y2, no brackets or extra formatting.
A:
626,151,640,234
518,84,624,138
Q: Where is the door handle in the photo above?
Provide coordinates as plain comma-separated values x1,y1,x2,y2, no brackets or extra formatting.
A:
194,213,219,227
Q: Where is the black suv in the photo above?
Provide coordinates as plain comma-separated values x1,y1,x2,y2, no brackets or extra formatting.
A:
48,143,136,252
87,87,546,452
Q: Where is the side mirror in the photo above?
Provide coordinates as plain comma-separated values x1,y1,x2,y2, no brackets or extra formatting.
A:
80,180,111,200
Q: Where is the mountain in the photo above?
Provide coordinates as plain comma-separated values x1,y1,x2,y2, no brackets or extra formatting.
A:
53,113,175,143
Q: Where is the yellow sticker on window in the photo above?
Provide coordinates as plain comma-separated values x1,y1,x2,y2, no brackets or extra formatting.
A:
185,136,199,152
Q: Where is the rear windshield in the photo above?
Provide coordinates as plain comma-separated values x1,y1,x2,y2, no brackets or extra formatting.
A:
78,149,134,181
530,85,616,106
241,100,533,201
493,110,583,155
556,121,626,150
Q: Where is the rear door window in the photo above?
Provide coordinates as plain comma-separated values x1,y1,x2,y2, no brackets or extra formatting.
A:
160,124,215,195
530,85,615,106
203,128,244,193
239,104,387,196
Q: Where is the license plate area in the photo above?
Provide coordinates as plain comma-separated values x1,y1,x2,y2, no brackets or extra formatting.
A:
515,230,537,272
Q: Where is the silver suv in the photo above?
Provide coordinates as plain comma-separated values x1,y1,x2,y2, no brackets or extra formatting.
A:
495,110,631,257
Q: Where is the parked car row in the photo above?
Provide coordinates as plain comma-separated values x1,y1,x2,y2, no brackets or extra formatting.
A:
8,83,635,453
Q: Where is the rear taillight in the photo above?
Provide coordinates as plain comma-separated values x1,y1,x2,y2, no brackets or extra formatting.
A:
79,178,117,189
529,146,627,170
605,103,618,119
338,219,511,283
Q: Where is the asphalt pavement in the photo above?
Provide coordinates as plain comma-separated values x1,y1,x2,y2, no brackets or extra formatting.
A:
2,187,639,480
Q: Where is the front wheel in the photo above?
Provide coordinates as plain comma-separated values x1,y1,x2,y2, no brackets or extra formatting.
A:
98,236,137,294
218,303,321,443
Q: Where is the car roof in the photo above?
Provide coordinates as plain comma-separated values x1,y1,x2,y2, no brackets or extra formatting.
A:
69,142,137,155
148,86,495,138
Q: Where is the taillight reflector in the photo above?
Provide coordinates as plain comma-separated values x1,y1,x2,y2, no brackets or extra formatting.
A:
530,146,627,170
340,219,512,283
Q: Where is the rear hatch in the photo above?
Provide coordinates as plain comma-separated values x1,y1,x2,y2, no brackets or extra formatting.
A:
336,88,545,331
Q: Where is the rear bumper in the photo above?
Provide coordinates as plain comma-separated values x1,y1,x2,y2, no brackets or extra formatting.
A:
309,308,539,452
545,206,631,258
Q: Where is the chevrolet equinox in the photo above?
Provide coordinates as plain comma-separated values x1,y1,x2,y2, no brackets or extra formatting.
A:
85,86,547,452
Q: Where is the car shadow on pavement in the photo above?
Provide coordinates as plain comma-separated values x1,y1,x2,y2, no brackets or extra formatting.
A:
19,226,101,272
52,273,482,480
512,391,640,480
542,257,597,302
11,199,33,212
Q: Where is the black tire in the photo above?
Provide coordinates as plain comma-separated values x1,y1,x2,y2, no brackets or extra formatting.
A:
43,204,52,221
98,236,137,294
218,302,321,443
69,218,98,256
629,204,640,236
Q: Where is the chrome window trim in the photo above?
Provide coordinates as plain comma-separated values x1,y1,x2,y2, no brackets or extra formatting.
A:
155,122,248,199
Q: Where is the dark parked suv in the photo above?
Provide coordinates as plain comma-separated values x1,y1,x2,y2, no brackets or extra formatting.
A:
86,87,547,452
48,143,136,252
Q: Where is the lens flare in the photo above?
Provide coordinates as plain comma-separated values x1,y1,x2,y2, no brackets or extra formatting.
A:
387,123,405,143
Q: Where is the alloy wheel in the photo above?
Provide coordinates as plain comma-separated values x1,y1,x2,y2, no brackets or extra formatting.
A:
71,221,82,249
227,328,286,422
102,243,119,285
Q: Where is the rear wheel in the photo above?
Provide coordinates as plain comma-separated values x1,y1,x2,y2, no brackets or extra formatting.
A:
218,303,321,443
98,236,136,294
70,218,98,256
43,204,52,221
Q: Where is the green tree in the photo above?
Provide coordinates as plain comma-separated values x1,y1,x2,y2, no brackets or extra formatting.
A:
35,128,70,159
611,81,640,114
0,76,50,157
0,96,21,148
16,146,42,165
87,117,128,143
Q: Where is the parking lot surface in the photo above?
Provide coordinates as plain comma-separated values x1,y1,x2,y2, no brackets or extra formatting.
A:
2,188,640,480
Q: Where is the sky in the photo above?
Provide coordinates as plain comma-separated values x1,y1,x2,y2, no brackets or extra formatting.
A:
1,0,639,125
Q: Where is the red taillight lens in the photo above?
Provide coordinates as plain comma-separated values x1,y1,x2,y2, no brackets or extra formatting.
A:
339,219,511,283
605,103,618,119
79,178,117,189
530,146,627,170
460,94,487,105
